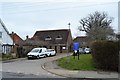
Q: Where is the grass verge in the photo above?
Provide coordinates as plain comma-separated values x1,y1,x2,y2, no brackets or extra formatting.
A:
57,54,96,70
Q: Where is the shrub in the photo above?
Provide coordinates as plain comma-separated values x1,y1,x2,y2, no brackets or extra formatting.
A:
17,46,35,58
16,46,26,58
2,53,16,60
22,46,36,57
23,46,34,55
91,40,119,71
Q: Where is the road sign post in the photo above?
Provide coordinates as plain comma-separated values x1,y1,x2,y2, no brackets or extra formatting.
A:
73,42,80,60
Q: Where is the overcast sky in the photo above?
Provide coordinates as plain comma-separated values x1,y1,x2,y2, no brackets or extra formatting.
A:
0,0,119,40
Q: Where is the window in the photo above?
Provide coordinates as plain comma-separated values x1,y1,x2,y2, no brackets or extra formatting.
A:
62,46,66,50
45,36,51,40
31,49,39,53
56,35,62,40
0,32,2,38
39,49,42,53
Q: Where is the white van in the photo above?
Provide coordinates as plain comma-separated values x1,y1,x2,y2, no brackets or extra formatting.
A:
27,48,47,59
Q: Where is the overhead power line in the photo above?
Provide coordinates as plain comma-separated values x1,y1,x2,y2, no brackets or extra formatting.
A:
2,2,117,14
2,2,50,8
3,2,117,9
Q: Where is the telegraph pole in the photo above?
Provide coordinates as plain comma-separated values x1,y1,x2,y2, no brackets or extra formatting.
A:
68,22,70,30
67,22,71,63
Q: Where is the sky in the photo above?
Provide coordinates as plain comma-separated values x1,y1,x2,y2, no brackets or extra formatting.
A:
0,0,119,40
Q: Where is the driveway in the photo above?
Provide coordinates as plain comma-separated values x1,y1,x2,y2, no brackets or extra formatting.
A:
2,53,67,78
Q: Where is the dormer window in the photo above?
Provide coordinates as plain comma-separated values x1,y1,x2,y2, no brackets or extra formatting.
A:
0,32,2,38
45,36,51,40
56,35,62,40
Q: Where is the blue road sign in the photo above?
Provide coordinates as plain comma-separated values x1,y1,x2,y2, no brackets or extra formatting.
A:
73,42,80,50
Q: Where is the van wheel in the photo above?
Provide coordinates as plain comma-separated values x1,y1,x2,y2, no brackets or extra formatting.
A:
37,55,40,59
54,53,56,56
44,54,47,58
27,57,30,60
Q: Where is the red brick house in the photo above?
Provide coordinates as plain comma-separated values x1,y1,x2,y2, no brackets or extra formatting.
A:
10,32,23,46
9,32,24,55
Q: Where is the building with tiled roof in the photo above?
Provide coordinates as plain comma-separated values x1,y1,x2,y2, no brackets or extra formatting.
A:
23,29,73,53
10,32,23,46
73,36,89,47
0,19,13,53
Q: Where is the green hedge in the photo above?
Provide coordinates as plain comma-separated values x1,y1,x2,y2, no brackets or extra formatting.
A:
91,40,119,71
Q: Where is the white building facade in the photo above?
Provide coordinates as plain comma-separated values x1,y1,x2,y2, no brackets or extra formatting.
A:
0,19,13,53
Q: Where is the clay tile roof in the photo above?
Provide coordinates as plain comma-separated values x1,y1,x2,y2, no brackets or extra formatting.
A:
10,33,23,45
73,36,87,42
33,29,71,44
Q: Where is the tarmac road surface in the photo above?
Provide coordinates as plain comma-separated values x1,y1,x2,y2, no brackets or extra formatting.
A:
2,53,66,78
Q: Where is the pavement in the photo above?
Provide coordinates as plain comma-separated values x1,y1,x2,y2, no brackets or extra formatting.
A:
41,60,119,79
1,58,27,63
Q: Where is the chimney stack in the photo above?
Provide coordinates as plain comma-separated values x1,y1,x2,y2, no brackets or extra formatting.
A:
12,31,14,42
26,35,29,39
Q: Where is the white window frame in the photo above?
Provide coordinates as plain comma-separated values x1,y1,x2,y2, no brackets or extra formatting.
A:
56,35,62,40
45,36,52,41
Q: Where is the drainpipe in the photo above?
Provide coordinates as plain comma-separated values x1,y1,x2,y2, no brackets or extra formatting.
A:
12,32,14,53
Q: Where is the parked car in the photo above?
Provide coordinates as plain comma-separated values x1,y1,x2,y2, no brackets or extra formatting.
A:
79,48,85,54
46,49,56,56
84,47,91,54
27,48,47,59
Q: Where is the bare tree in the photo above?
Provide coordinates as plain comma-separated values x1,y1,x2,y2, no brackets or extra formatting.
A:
78,11,114,40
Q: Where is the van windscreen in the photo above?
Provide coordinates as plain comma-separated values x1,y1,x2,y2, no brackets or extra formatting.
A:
31,49,39,53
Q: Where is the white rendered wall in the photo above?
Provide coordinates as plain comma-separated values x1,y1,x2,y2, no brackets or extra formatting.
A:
0,22,13,45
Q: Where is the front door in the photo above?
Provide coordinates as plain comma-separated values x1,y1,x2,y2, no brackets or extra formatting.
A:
60,46,62,53
55,46,57,53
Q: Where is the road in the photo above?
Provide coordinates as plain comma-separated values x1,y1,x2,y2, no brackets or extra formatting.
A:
1,54,116,80
2,53,67,78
